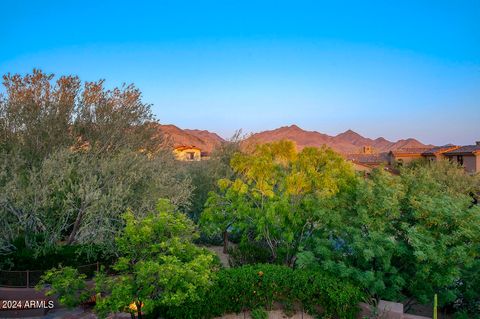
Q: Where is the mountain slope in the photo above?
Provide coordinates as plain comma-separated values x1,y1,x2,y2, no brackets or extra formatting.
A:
245,125,432,153
156,124,224,152
155,123,432,154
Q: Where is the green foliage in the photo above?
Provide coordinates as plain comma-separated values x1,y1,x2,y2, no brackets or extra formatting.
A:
0,238,109,270
297,168,405,300
296,159,480,313
183,132,241,222
251,307,268,319
398,160,480,306
163,264,364,319
96,200,218,317
227,240,272,267
453,259,480,316
0,70,194,255
202,140,357,265
38,200,217,318
36,267,90,308
0,69,160,163
0,149,192,254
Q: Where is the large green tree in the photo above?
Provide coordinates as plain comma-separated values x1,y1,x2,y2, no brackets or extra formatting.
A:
0,149,192,254
298,159,480,313
0,69,161,164
397,160,480,308
38,200,217,319
0,70,186,256
201,140,357,265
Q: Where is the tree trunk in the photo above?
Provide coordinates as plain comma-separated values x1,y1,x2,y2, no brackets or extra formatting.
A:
67,208,84,245
223,230,228,253
136,302,143,319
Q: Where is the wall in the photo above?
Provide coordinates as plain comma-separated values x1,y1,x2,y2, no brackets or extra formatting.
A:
463,155,477,173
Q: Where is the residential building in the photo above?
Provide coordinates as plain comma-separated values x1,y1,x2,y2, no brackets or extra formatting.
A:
173,145,202,161
388,148,431,166
421,145,460,161
443,142,480,174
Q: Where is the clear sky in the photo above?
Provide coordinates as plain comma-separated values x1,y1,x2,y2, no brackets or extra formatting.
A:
1,0,479,145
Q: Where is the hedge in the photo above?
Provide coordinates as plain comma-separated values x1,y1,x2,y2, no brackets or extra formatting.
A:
158,264,364,319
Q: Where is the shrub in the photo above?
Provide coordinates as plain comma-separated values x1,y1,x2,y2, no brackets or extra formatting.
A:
251,307,268,319
0,237,110,271
162,264,363,319
228,240,272,267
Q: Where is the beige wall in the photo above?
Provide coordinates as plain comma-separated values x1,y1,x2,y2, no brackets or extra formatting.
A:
477,155,480,174
173,148,202,161
390,154,423,166
463,155,478,173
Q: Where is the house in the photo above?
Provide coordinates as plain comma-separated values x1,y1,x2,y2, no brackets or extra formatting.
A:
345,146,393,174
421,145,460,161
388,148,432,166
173,145,202,161
443,142,480,174
386,142,480,174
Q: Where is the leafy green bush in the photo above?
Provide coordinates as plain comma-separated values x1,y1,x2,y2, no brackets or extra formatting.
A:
251,307,268,319
0,236,111,271
162,264,363,319
228,240,272,267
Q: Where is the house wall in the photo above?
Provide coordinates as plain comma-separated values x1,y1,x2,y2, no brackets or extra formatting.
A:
477,155,480,173
173,148,201,161
390,154,423,166
463,155,477,173
423,155,436,162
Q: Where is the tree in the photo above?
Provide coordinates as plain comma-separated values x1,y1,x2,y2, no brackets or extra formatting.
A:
184,130,242,222
297,168,406,301
38,200,217,319
202,140,357,265
37,266,90,308
0,69,161,165
0,149,193,254
297,159,480,313
397,160,480,309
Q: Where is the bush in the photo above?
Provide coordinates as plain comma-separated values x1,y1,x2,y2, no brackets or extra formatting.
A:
228,240,272,267
251,307,268,319
0,236,111,271
161,264,363,319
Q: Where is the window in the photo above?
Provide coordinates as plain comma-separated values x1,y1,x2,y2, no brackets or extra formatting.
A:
397,159,404,167
457,155,464,166
187,152,195,160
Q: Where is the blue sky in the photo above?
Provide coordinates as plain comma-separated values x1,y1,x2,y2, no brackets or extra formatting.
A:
1,0,479,145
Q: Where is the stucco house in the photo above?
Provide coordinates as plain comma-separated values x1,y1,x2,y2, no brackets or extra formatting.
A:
387,148,431,166
173,145,202,161
443,143,480,174
345,147,394,174
421,145,460,161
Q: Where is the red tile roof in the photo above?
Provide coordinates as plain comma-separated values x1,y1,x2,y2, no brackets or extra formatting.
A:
346,153,389,165
174,145,201,151
443,145,480,155
422,145,459,156
390,148,432,155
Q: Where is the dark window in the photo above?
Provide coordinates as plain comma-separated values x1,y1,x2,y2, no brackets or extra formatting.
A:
457,155,464,166
187,152,195,160
397,159,404,167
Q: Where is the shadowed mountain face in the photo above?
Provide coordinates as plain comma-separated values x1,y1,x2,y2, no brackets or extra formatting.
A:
156,124,431,154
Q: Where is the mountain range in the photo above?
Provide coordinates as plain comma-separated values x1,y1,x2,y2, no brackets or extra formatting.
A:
155,124,432,154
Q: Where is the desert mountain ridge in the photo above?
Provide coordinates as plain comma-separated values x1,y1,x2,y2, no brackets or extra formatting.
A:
155,123,434,154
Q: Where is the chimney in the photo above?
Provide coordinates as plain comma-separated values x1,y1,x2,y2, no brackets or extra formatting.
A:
363,146,373,154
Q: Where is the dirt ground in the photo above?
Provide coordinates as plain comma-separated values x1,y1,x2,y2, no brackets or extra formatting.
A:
205,245,232,268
